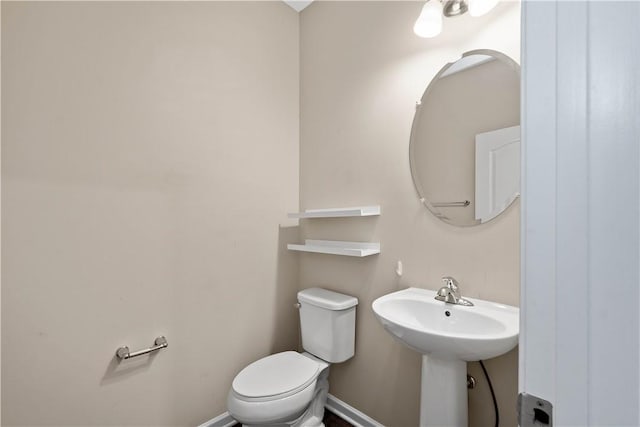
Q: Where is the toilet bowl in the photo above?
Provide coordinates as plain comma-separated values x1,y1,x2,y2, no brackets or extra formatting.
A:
227,288,358,427
227,352,329,426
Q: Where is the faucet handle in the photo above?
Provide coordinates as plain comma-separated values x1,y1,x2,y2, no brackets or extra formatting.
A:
441,276,460,293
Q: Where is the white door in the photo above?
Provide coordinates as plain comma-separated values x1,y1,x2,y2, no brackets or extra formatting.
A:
521,1,640,425
475,125,520,223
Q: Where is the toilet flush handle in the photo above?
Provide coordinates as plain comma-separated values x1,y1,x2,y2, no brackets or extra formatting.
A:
294,302,301,309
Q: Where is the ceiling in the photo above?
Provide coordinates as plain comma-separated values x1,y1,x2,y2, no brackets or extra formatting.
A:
283,1,314,12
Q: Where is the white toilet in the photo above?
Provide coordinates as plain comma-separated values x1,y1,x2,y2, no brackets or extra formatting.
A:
227,287,358,427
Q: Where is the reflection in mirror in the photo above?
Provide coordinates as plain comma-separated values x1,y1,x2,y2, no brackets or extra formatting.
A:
409,50,520,227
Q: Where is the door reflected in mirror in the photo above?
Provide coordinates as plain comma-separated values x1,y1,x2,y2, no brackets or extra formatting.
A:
409,50,520,227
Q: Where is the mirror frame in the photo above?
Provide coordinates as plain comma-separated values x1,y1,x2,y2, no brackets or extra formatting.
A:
409,49,521,227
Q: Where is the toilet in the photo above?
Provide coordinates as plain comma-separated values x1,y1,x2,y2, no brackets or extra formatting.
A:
227,288,358,427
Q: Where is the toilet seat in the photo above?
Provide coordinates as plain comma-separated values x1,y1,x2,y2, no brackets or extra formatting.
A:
232,351,320,401
227,352,329,425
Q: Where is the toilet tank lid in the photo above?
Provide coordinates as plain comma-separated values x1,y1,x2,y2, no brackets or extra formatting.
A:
297,288,358,310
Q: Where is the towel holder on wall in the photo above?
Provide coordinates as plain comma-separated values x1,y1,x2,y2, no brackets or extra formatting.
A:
116,336,168,361
431,200,471,207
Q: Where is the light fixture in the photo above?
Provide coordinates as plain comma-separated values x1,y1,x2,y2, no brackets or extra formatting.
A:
413,0,443,38
413,0,499,38
442,0,468,17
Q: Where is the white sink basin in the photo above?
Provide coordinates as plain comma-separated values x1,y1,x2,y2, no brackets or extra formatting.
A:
372,287,519,361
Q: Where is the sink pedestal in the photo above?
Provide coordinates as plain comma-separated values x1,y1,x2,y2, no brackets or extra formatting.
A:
372,288,519,427
420,355,467,427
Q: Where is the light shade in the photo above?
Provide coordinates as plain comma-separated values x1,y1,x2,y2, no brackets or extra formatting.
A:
468,0,499,17
414,1,443,38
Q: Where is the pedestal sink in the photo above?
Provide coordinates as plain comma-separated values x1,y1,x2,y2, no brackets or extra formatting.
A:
372,287,519,427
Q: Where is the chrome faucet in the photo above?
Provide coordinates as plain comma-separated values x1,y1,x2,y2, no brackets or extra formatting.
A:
435,276,474,306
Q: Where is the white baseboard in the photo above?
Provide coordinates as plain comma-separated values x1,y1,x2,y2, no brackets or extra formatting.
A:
198,411,236,427
199,394,384,427
325,393,385,427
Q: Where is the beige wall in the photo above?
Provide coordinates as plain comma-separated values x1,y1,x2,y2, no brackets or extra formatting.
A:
1,2,299,426
3,1,522,426
299,2,520,426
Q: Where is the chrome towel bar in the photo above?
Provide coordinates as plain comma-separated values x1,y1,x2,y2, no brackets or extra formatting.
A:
431,200,471,207
116,336,168,361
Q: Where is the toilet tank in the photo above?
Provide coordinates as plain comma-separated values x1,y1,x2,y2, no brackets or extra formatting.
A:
297,288,358,363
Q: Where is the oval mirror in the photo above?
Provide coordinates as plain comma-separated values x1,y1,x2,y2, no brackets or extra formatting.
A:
410,49,520,227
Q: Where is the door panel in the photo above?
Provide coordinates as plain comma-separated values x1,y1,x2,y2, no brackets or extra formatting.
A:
521,1,640,425
475,125,520,223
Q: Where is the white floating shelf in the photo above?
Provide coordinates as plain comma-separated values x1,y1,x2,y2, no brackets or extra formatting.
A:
287,240,380,257
288,205,380,219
